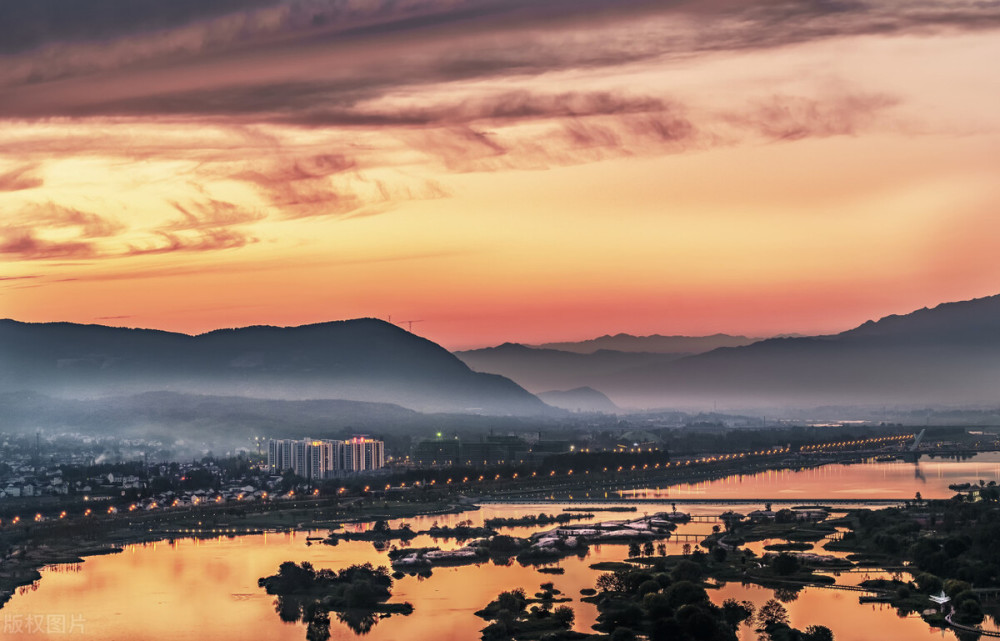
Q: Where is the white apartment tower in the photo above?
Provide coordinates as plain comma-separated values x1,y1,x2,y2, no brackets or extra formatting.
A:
340,436,385,472
267,436,385,478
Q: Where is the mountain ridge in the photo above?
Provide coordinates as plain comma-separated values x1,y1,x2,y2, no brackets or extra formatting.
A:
597,293,1000,409
534,333,759,354
0,317,552,416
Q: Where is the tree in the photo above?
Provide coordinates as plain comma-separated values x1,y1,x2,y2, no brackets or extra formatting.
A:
672,560,702,582
643,541,655,557
552,605,575,626
637,580,660,597
596,571,629,593
943,579,972,598
771,552,799,576
955,597,984,624
610,628,637,641
721,598,754,630
665,581,708,608
757,599,789,629
628,542,641,558
803,625,834,641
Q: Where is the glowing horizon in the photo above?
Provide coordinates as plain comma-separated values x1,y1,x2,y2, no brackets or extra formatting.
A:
3,1,999,350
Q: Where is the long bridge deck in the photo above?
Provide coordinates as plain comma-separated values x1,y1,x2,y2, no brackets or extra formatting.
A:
480,497,908,506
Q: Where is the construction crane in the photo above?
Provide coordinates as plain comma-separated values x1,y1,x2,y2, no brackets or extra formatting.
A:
398,319,423,332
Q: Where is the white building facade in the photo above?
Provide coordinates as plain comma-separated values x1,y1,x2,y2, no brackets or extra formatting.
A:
339,436,385,472
267,436,385,478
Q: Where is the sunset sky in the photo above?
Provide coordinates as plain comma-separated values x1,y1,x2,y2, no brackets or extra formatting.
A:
2,0,999,349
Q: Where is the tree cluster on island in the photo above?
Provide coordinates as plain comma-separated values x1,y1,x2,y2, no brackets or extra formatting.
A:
586,563,833,641
484,512,595,528
826,487,1000,627
324,519,417,545
258,561,413,640
426,518,498,540
477,584,577,641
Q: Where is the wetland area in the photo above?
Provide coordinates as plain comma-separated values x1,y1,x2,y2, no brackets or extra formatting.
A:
5,453,1000,641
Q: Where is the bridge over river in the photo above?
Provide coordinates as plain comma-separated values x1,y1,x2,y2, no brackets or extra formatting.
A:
479,497,909,506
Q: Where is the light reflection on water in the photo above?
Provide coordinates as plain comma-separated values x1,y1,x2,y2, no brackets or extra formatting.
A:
4,455,998,641
620,453,1000,500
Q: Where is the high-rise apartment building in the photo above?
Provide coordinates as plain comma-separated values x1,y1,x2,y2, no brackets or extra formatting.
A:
267,436,385,478
339,436,385,472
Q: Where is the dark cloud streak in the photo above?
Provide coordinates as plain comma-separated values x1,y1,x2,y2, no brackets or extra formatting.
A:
0,0,278,55
0,164,43,191
0,0,996,122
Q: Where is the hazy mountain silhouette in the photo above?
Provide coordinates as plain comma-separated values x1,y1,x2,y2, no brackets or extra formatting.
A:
598,294,1000,409
0,390,420,449
537,387,619,413
535,333,758,354
0,318,551,415
454,343,684,392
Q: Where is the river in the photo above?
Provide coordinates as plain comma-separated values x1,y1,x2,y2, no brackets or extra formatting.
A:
3,454,999,641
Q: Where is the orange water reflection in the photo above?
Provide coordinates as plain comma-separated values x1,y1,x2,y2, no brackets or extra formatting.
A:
621,454,1000,500
5,455,998,641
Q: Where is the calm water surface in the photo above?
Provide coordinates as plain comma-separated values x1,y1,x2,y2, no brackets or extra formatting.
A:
6,454,998,641
620,453,1000,500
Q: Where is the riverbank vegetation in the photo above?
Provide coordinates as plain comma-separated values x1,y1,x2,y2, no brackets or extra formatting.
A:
477,584,578,641
586,563,833,641
485,512,594,528
823,488,1000,627
258,561,412,639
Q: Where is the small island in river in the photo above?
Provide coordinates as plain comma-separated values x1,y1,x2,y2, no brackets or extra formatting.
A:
258,561,413,640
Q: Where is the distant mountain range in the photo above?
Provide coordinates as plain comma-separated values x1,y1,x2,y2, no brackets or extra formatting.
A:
534,333,757,354
454,343,685,394
459,294,1000,410
537,387,619,413
6,293,998,418
0,318,550,415
455,334,761,401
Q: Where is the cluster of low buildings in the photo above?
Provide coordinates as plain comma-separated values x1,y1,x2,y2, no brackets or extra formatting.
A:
1,470,70,499
267,436,385,479
411,433,572,466
110,484,269,514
